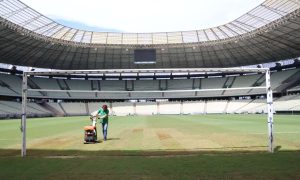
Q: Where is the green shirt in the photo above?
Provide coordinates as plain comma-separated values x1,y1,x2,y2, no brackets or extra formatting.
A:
98,108,109,124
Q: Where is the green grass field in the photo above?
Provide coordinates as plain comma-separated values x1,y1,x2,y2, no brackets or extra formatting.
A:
0,114,300,179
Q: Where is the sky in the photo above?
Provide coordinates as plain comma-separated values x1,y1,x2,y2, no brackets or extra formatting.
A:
21,0,265,33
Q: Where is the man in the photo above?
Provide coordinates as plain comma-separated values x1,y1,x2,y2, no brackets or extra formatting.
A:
96,104,109,141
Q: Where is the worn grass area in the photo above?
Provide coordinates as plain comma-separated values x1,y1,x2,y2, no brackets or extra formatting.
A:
1,114,299,152
0,114,299,179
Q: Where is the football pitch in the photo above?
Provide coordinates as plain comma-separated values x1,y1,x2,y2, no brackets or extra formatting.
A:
0,114,300,179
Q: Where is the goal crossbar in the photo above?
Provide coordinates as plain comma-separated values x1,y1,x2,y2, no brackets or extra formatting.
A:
24,67,269,76
27,86,265,93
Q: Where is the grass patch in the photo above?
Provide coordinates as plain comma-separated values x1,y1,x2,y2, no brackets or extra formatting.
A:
0,151,299,179
0,114,299,179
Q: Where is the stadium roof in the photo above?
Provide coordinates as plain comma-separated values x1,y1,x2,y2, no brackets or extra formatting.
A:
0,0,300,69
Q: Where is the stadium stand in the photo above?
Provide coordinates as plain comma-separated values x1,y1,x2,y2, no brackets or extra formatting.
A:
88,102,101,114
287,85,300,93
0,68,298,100
206,100,228,114
1,95,300,118
52,102,66,113
0,74,21,96
0,0,300,120
101,81,125,91
224,74,261,96
0,100,52,118
200,77,226,97
112,102,134,116
60,102,88,116
168,79,194,90
134,80,159,91
135,102,157,115
236,99,267,114
159,102,181,115
1,0,300,70
31,77,68,98
273,95,300,111
0,67,299,119
226,99,252,114
65,79,93,98
182,101,205,114
272,70,298,87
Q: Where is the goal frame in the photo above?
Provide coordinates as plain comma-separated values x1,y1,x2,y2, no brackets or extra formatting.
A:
21,68,274,156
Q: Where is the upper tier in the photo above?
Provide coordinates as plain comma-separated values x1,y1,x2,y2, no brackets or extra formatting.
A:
1,0,300,45
1,0,300,69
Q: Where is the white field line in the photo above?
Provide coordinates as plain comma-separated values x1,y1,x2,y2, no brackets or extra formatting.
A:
0,139,19,141
249,132,300,135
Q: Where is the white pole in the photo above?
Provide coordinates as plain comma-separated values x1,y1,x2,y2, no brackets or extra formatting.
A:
180,101,183,115
21,72,28,157
266,70,274,153
21,68,271,154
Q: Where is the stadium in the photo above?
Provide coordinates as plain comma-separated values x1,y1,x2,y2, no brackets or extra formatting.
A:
0,0,300,179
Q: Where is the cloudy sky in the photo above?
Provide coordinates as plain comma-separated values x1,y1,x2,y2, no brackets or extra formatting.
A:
21,0,265,33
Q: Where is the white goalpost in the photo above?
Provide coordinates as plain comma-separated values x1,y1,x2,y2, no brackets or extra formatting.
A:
20,68,274,157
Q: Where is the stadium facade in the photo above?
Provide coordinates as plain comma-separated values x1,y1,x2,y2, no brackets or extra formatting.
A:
0,0,299,119
0,0,300,69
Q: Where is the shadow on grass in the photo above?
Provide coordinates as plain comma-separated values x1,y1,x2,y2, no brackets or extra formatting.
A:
106,138,121,141
274,145,282,152
0,145,298,158
83,138,121,144
1,149,300,180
